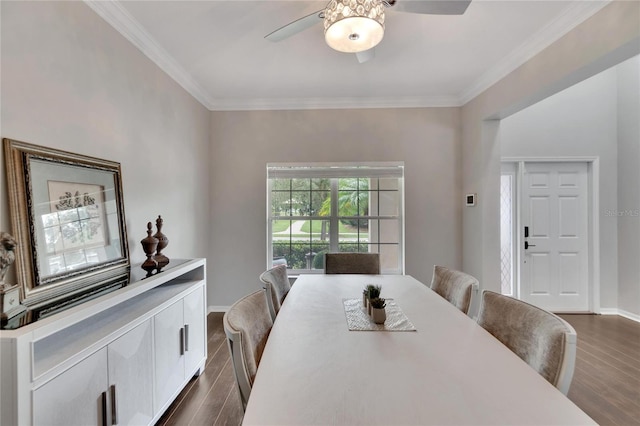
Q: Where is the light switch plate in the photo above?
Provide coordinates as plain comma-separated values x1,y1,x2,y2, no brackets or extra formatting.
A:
465,193,476,206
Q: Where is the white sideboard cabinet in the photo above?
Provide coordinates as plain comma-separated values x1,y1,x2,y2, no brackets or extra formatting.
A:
0,258,207,426
153,287,205,412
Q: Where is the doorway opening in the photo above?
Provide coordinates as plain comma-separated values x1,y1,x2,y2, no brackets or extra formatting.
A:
500,159,598,313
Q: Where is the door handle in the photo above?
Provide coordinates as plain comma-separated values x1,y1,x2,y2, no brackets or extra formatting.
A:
184,324,190,352
110,384,118,425
101,391,108,426
525,241,536,249
180,327,185,355
524,226,529,238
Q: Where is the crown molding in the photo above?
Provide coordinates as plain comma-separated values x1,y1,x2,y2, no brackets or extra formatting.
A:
458,0,611,105
84,0,457,111
85,0,611,111
83,0,216,109
208,95,461,111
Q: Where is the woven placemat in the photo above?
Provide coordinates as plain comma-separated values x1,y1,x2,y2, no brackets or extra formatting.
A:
343,298,417,331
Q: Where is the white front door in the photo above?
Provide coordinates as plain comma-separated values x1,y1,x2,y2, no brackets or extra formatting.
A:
520,162,590,312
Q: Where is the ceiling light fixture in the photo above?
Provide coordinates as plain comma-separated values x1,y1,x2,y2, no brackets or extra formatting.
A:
323,0,385,53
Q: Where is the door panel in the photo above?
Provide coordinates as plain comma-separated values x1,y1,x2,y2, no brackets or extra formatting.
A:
183,287,206,376
108,319,154,426
530,253,551,294
531,197,550,237
154,299,185,411
521,162,589,312
33,348,108,426
559,197,580,236
559,253,580,294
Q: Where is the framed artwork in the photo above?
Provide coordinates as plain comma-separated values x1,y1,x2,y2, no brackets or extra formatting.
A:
3,138,129,308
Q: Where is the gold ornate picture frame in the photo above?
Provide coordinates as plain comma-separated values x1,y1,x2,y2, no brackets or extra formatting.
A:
3,138,129,308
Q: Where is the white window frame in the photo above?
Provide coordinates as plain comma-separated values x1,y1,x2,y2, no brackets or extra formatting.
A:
267,162,405,274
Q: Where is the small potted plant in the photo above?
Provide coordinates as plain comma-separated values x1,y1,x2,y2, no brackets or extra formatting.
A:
369,297,387,324
366,285,381,315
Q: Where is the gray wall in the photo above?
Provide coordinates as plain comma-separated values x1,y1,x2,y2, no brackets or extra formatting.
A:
499,56,640,316
1,1,638,316
208,108,462,307
617,56,640,316
0,2,211,275
461,0,640,315
500,67,619,309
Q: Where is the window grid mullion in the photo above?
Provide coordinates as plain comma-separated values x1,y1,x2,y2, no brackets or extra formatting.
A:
376,178,380,255
308,179,312,262
356,178,360,252
288,180,293,262
330,179,339,252
267,178,273,267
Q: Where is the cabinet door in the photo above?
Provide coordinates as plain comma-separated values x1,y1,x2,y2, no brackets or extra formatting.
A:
108,319,154,426
33,348,108,426
183,286,206,376
154,299,185,412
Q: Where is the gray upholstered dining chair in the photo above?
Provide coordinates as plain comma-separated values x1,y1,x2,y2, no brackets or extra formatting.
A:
476,290,577,395
223,290,273,411
429,265,478,315
324,252,380,274
259,264,291,322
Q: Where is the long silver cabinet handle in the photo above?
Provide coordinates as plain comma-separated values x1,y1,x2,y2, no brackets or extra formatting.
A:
185,324,190,352
110,384,118,425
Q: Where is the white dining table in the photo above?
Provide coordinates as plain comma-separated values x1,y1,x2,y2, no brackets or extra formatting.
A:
242,274,595,425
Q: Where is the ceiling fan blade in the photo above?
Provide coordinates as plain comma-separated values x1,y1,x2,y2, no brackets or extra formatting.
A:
265,9,325,42
387,0,472,15
355,48,376,63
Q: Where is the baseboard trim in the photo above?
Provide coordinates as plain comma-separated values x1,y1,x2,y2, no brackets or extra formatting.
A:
618,309,640,323
208,305,230,313
600,308,640,323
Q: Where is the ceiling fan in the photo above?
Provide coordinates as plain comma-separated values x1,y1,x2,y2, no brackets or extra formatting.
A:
265,0,472,63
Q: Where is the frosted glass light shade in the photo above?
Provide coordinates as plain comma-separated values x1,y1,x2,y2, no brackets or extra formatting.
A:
324,0,385,53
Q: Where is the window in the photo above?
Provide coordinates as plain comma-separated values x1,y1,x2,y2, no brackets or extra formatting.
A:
500,163,517,296
267,162,404,274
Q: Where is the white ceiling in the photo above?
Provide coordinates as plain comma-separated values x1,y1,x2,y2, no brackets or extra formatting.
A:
85,0,609,111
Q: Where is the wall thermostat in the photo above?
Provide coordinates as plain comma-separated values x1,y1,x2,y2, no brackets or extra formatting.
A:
465,193,476,206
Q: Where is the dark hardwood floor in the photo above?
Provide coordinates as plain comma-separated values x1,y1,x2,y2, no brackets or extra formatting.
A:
155,312,243,426
158,313,640,426
560,314,640,426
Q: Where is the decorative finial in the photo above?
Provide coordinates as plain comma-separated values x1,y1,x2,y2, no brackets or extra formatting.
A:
140,222,158,274
153,215,169,269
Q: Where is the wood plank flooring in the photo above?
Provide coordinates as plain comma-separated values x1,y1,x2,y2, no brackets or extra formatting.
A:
560,314,640,426
155,312,243,426
157,313,639,426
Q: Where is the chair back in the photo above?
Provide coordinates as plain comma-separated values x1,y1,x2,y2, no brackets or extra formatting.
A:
430,265,477,315
223,290,273,411
324,253,380,274
477,290,577,395
259,264,291,321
